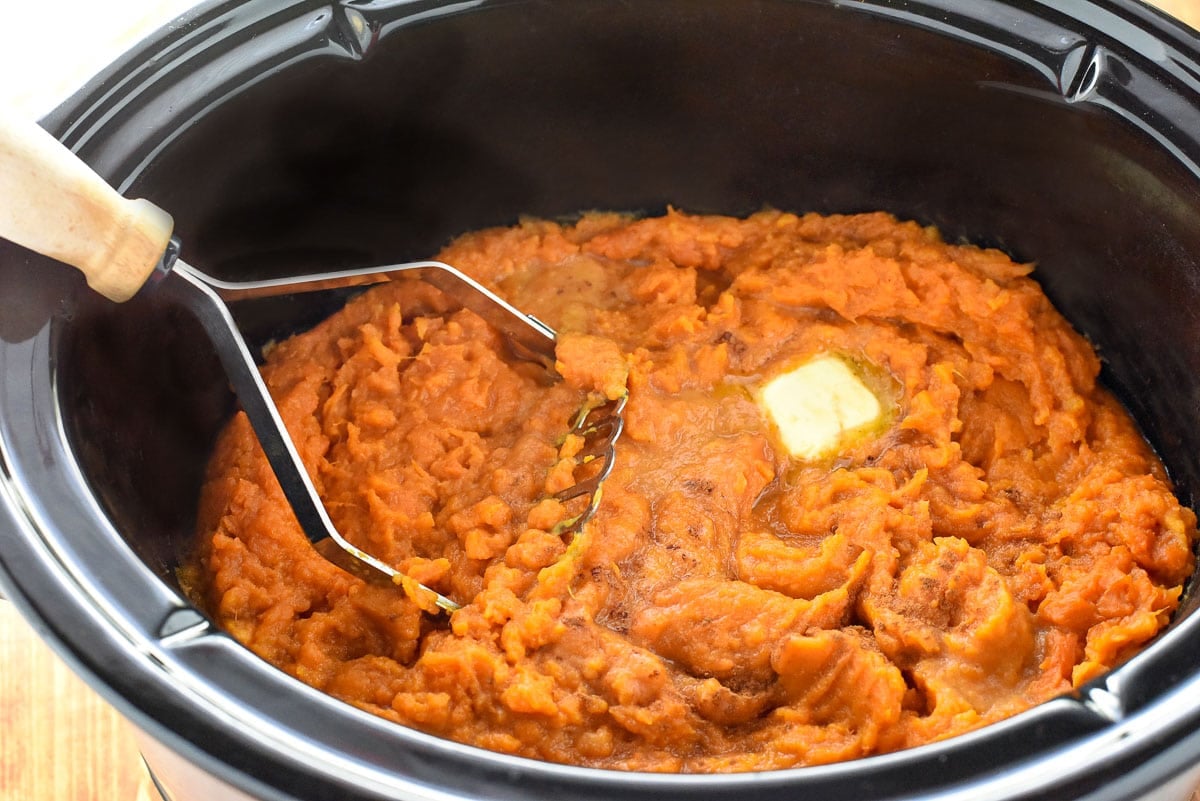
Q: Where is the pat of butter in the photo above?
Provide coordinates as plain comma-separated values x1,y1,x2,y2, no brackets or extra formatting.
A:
758,356,882,460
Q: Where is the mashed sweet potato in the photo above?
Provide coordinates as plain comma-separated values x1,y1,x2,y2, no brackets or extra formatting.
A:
190,209,1196,772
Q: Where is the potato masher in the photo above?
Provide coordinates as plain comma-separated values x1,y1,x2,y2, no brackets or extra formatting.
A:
0,112,625,614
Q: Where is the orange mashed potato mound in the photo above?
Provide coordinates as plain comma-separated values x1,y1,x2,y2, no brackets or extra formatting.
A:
191,210,1196,772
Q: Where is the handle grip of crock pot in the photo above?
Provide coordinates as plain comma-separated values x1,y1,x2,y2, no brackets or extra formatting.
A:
0,111,175,302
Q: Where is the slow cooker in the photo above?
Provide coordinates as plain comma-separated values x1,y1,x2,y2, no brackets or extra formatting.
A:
3,1,1200,799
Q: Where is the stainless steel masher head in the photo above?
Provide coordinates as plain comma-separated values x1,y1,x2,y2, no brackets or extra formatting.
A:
0,112,625,614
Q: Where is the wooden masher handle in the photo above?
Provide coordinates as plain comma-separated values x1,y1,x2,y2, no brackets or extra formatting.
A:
0,111,174,302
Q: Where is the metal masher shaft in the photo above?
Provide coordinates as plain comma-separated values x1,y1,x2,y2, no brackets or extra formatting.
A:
159,260,465,612
155,254,621,616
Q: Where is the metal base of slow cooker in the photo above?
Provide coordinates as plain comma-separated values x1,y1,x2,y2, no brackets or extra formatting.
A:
141,757,173,801
139,737,253,801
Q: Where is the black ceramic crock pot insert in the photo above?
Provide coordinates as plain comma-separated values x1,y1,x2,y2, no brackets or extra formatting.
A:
3,1,1200,800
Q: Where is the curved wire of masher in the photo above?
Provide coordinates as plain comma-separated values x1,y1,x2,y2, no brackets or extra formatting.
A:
153,248,624,614
549,394,628,538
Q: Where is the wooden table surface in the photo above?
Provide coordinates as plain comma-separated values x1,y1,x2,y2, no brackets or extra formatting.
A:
1155,0,1200,26
4,2,1200,801
0,603,161,801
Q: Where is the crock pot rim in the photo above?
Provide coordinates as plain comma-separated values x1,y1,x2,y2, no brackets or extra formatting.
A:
4,0,1200,799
